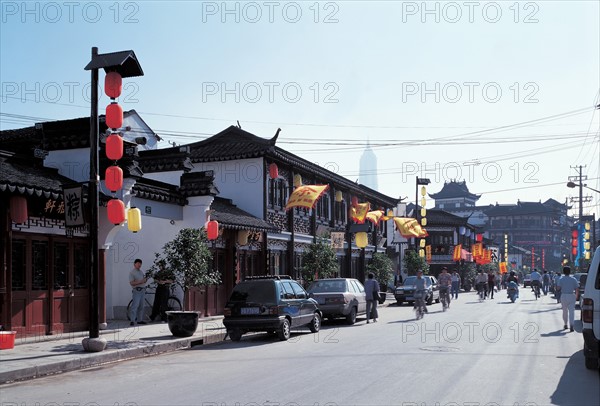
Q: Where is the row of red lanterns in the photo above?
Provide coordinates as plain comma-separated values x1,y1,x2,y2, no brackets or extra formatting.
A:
104,71,141,233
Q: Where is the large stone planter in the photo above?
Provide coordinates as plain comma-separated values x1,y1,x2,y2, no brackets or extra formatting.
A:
166,311,200,337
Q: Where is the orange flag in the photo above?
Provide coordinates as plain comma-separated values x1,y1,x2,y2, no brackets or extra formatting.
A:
453,244,462,261
351,203,370,224
285,184,329,210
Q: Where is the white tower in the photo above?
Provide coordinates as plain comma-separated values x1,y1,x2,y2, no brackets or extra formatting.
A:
359,140,378,191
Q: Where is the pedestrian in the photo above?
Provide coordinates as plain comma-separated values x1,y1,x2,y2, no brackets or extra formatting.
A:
475,270,487,299
451,269,461,299
487,271,496,299
149,263,174,323
556,266,579,332
364,272,380,324
438,267,452,308
542,270,550,295
129,258,148,326
553,272,562,303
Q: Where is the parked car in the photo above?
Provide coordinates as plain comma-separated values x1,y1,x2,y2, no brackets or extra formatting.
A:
581,247,600,370
394,275,440,306
307,278,367,325
523,274,532,288
223,276,322,341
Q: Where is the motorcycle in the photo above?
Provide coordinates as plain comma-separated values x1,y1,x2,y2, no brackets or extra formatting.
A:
507,281,519,303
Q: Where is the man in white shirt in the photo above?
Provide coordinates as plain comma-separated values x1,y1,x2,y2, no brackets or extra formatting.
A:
556,266,580,332
530,268,542,296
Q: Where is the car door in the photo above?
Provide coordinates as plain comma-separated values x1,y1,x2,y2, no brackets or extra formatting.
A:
280,281,302,323
350,279,367,313
291,281,315,326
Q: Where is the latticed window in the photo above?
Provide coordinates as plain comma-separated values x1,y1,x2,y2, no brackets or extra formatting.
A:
268,178,289,208
335,200,347,223
316,192,331,220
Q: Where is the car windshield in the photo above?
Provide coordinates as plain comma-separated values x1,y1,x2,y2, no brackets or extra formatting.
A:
308,280,346,293
403,276,430,286
229,281,276,303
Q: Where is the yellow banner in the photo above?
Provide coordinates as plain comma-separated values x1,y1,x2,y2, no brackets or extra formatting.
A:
499,262,508,274
393,217,427,238
351,203,370,224
453,244,462,261
285,184,329,210
366,210,384,226
472,243,483,258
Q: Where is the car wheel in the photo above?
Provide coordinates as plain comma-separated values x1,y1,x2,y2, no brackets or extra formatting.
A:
229,329,242,342
278,318,291,341
309,312,321,333
584,343,599,370
346,307,357,325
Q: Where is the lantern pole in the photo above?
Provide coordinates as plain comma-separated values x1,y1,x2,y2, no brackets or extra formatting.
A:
84,46,105,351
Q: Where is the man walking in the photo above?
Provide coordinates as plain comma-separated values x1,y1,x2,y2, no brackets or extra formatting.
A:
556,266,579,332
129,258,148,326
365,272,380,324
451,270,461,299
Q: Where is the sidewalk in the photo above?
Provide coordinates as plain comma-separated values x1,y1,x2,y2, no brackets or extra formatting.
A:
0,316,227,385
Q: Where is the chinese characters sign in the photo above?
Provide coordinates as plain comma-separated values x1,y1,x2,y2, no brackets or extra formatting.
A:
62,185,85,227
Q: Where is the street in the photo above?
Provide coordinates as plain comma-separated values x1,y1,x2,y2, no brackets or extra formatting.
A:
2,288,599,406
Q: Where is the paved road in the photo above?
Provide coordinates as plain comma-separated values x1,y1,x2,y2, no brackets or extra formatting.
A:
2,289,599,406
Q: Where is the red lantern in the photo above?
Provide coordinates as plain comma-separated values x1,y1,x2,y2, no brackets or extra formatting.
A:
105,71,122,99
207,220,219,240
106,103,123,129
9,196,28,224
105,166,123,192
476,233,483,242
572,247,578,256
351,196,358,207
269,163,279,179
106,133,123,160
107,199,126,225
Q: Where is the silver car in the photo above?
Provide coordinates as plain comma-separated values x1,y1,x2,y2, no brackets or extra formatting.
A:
307,278,367,325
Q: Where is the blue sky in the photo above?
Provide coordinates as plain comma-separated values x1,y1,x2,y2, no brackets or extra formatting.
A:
1,1,599,216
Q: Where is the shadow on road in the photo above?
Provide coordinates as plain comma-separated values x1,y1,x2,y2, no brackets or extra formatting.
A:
550,349,600,406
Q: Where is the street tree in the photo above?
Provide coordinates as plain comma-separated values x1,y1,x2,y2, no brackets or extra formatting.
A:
301,237,339,286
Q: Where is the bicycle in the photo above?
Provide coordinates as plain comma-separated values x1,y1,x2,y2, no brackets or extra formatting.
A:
127,283,182,321
414,290,427,320
532,281,541,300
439,286,451,311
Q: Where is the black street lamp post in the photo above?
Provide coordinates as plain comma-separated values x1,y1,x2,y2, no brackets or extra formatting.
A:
83,47,143,352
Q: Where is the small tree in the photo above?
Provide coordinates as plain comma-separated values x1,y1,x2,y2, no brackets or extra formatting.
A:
403,250,430,276
151,228,221,310
367,252,394,291
301,237,339,286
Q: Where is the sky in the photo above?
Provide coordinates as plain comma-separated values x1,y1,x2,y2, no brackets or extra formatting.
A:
1,0,599,218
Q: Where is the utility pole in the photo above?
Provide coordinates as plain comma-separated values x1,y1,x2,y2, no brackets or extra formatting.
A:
568,165,592,221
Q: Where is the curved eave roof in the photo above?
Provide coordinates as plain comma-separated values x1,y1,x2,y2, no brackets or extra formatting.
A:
211,197,279,233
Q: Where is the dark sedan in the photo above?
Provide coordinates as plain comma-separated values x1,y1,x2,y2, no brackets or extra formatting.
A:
307,278,367,325
395,275,440,306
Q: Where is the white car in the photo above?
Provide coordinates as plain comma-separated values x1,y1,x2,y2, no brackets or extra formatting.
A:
582,247,600,370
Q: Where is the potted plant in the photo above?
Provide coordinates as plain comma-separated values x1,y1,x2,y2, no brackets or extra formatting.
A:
151,228,221,337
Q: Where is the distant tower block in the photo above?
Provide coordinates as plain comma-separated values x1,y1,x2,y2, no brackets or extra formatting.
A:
359,140,378,191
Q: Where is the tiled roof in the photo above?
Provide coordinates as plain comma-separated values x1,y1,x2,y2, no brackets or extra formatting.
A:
137,146,194,173
187,126,277,162
429,181,480,200
485,201,559,216
211,197,279,232
180,171,219,197
132,178,187,205
426,209,471,226
0,151,73,199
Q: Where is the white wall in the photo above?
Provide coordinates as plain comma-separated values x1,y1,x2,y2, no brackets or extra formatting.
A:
192,157,265,218
45,148,89,182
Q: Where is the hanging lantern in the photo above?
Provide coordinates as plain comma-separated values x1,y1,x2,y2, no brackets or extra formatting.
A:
355,232,368,248
106,103,123,129
268,163,279,179
420,239,426,248
465,229,471,237
584,232,590,240
105,166,123,192
107,199,126,225
476,233,483,242
420,186,427,196
420,208,426,217
335,191,343,203
9,195,28,224
207,220,219,240
421,217,427,226
585,222,591,231
238,230,250,245
127,207,142,233
420,198,426,207
351,196,358,207
572,239,578,247
586,251,591,260
459,226,466,235
572,230,578,238
293,174,302,188
572,247,578,255
105,71,122,99
419,249,425,257
585,241,591,250
106,133,124,161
